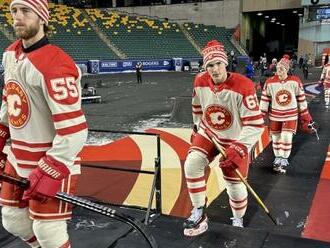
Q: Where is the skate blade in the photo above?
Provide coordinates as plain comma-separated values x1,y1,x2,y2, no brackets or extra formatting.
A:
183,218,208,237
273,168,286,174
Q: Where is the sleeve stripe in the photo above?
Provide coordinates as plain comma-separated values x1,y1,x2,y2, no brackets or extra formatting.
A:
54,115,86,130
271,109,298,116
193,111,203,115
241,114,263,121
11,147,46,162
12,139,52,148
242,124,264,128
56,122,88,136
299,109,309,114
52,110,84,122
269,113,298,119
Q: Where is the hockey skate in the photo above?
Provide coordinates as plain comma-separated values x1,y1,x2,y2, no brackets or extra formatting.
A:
231,217,244,228
183,206,208,236
272,157,283,174
273,158,289,174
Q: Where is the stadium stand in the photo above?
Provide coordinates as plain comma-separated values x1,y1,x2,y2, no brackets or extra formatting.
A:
86,8,201,59
0,33,11,60
0,1,240,61
182,22,239,55
48,4,119,61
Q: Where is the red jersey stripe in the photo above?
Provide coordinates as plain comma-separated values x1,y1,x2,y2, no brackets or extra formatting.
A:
52,110,85,122
12,139,52,148
56,122,88,136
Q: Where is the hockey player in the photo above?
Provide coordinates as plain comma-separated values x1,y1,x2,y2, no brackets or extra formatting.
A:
260,56,314,174
183,40,264,236
319,55,330,107
0,0,88,247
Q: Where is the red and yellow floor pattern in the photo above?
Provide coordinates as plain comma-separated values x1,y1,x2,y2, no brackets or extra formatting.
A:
302,146,330,242
79,128,270,217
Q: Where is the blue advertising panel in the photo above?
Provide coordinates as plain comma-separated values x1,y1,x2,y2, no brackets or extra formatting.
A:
88,60,100,74
98,59,173,73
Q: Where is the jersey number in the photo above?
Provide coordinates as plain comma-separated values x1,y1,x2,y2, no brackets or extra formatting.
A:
245,95,258,110
50,77,78,102
50,77,79,104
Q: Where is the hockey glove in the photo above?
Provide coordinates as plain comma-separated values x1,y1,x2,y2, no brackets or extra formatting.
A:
0,124,9,174
190,125,198,144
299,112,313,133
0,124,9,151
23,156,69,201
0,152,7,173
219,143,248,170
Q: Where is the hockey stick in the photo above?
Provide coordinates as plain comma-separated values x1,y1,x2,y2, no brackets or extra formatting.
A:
0,172,158,248
207,136,278,226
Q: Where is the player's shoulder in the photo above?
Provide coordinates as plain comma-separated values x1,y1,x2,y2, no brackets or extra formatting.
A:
287,75,302,85
194,71,211,87
226,72,255,93
29,44,78,78
5,40,21,52
36,44,76,69
265,75,278,84
288,75,301,81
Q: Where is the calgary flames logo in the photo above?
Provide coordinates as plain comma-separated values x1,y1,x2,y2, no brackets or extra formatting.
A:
6,80,30,128
205,105,232,130
275,89,292,106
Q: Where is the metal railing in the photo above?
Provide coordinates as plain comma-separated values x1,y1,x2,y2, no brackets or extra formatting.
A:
84,129,162,225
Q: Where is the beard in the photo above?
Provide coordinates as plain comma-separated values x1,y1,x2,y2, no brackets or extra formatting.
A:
14,23,39,40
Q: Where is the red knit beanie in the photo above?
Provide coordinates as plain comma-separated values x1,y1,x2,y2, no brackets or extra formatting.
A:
278,56,290,71
202,40,228,68
10,0,49,25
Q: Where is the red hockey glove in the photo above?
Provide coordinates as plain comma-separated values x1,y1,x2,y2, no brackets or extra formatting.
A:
0,152,7,173
23,156,69,201
0,124,9,151
299,112,313,133
0,124,9,174
219,143,248,170
190,125,198,144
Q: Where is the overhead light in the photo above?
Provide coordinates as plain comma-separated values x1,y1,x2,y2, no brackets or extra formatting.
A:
271,20,275,23
281,23,285,26
298,13,303,16
257,12,263,16
276,22,280,24
271,17,276,20
265,15,269,19
293,10,297,14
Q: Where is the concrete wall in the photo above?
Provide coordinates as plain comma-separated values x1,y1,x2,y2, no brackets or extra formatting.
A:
242,0,302,12
111,0,240,28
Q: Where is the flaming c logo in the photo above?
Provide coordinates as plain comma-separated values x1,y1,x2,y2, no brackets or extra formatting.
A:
6,80,30,128
205,105,232,130
275,89,292,106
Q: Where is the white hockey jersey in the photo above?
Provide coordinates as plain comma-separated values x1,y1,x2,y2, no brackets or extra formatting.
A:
0,39,88,178
192,72,264,151
259,74,309,121
320,64,330,88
